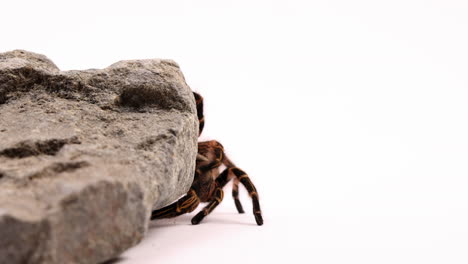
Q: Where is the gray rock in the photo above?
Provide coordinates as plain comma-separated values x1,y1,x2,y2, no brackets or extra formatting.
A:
0,50,198,264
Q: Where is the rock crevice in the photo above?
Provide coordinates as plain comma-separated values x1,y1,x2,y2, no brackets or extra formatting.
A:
0,137,81,158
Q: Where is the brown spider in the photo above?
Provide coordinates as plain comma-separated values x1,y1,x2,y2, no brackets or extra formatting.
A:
150,92,263,225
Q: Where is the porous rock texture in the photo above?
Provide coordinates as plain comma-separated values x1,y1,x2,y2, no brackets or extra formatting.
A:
0,50,198,264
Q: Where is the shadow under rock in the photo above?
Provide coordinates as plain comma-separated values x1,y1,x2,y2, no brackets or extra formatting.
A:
148,212,259,229
100,257,127,264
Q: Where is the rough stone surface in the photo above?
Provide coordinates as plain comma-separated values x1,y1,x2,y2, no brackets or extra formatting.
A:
0,50,198,264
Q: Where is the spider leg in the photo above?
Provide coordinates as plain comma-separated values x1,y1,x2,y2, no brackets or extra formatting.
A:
204,141,263,225
228,167,263,226
198,144,224,171
151,189,200,220
232,178,245,214
191,168,230,225
193,92,204,136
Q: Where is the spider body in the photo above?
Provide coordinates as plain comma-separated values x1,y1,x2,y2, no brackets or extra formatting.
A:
193,141,222,202
151,92,263,225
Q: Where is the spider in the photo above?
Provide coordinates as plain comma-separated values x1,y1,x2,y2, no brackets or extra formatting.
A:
150,92,263,226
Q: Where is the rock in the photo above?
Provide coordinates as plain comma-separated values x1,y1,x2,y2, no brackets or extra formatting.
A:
0,50,198,264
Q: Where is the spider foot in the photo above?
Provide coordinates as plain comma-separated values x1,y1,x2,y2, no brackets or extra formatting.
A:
254,211,263,226
191,188,224,225
191,211,205,225
235,199,245,214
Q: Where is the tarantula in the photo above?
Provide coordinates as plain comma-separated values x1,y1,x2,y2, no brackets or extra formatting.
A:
150,92,263,226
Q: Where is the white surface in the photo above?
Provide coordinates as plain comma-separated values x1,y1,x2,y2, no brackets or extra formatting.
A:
2,0,468,263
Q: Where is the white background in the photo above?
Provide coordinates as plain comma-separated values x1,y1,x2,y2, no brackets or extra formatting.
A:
2,0,468,263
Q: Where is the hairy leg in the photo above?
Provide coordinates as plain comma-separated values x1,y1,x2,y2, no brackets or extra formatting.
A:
191,168,230,225
197,141,224,171
205,140,263,225
151,189,200,220
232,178,245,213
229,167,263,226
193,92,205,136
